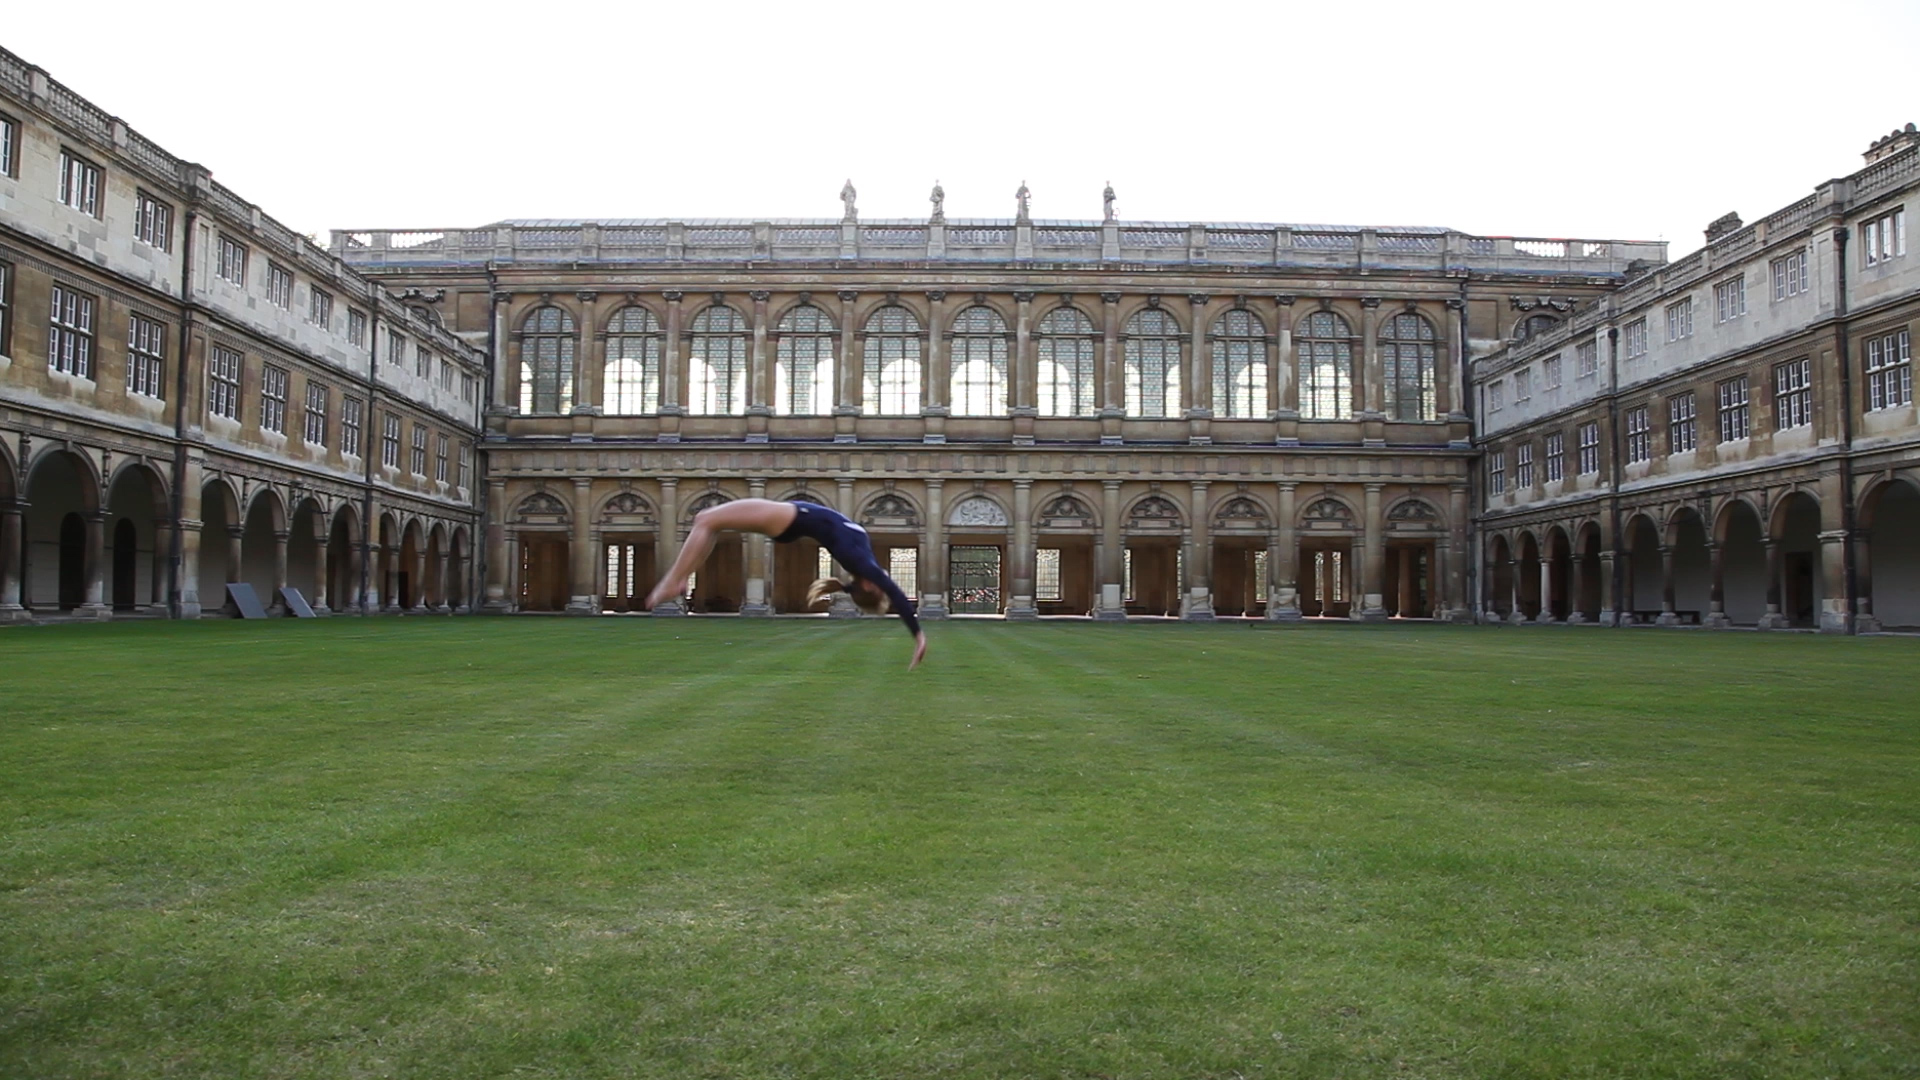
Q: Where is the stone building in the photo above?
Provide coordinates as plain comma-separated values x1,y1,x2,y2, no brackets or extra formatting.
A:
0,46,485,620
332,201,1660,620
1472,126,1920,631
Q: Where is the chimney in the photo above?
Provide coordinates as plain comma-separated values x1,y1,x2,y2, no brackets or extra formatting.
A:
1864,123,1919,165
1704,212,1743,243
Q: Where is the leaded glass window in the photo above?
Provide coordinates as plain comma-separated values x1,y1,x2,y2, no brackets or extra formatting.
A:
862,305,922,415
1297,311,1353,420
604,306,661,415
1210,309,1266,420
950,305,1009,417
1124,308,1182,418
774,304,835,416
1035,307,1097,417
688,304,749,415
1380,312,1437,421
518,305,576,414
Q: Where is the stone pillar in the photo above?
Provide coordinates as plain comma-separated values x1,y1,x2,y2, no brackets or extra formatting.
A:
432,547,451,613
1704,540,1730,628
742,477,771,616
1272,297,1299,445
835,289,860,443
1269,482,1300,619
921,478,948,618
177,513,203,619
658,291,684,442
1655,545,1679,625
483,478,512,612
312,528,331,615
566,477,596,614
1007,479,1037,619
1099,291,1123,445
573,291,602,441
149,521,171,610
1535,556,1555,623
922,290,948,444
827,477,860,617
1446,483,1470,621
226,525,244,584
0,502,24,621
1817,530,1852,633
652,477,683,615
1566,549,1586,624
1184,480,1214,619
1359,297,1386,445
490,292,514,412
1854,531,1879,633
746,291,772,442
270,528,290,614
1756,539,1785,629
1187,294,1212,444
1443,297,1468,430
1358,483,1387,620
1096,479,1126,620
1011,292,1037,444
1508,559,1526,625
72,510,110,619
1596,550,1617,627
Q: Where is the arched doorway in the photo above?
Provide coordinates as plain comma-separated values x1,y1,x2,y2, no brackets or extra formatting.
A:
25,450,102,616
1624,515,1662,623
241,490,285,612
1864,479,1919,629
197,480,241,614
328,505,361,614
106,464,166,614
1573,523,1603,623
1544,526,1572,622
1773,493,1822,629
1666,508,1710,625
1486,533,1513,621
1125,494,1185,617
1715,500,1767,627
1515,531,1542,622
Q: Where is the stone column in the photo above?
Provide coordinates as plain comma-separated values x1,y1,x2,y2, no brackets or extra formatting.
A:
1275,296,1300,444
1704,540,1729,628
921,478,948,617
1184,480,1214,619
1443,297,1468,426
1007,479,1037,619
1358,483,1386,620
268,528,290,614
149,521,171,610
1357,298,1381,417
1099,292,1123,445
1854,531,1879,633
653,477,683,615
432,546,452,613
1566,549,1586,624
1596,549,1617,627
226,525,244,584
1096,479,1126,620
72,510,109,619
311,526,331,615
746,290,772,443
502,534,518,612
0,502,24,621
1011,292,1037,444
1655,544,1679,625
828,477,860,617
1508,558,1526,625
658,291,684,442
1446,483,1470,621
490,292,514,412
484,478,511,612
573,291,602,440
742,477,771,616
1817,530,1851,633
1187,294,1212,445
835,290,860,443
1535,556,1555,623
1269,481,1300,619
923,290,948,444
566,477,596,615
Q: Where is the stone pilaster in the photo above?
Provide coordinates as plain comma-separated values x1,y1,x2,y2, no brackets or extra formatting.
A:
1099,292,1123,445
1268,481,1300,619
1006,479,1038,619
920,478,948,618
1095,479,1126,620
1183,480,1214,619
1358,483,1387,620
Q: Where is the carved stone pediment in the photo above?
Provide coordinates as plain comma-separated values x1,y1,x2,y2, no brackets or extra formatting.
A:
1213,495,1270,530
515,491,569,525
600,491,656,527
1302,497,1355,529
1039,494,1094,528
948,496,1008,528
1129,495,1182,529
861,493,922,530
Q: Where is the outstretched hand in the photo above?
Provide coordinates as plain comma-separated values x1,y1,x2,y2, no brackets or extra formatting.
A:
908,631,929,671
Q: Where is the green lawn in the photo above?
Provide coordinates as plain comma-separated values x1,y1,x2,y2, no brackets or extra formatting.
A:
2,619,1917,1079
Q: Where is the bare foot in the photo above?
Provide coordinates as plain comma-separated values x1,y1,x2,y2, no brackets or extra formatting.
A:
645,579,685,610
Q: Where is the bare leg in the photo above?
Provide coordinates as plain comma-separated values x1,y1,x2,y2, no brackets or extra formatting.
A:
645,498,797,610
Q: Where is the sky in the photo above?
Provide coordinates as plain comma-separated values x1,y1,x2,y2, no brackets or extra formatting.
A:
6,0,1917,258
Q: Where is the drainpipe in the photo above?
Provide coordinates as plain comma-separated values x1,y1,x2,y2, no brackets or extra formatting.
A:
1606,325,1623,626
359,300,379,612
472,265,499,612
1832,225,1858,633
167,206,199,619
1457,276,1477,619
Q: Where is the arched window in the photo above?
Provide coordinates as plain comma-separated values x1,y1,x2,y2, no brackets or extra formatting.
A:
1035,307,1097,417
604,306,661,415
774,305,835,416
1297,311,1353,420
862,305,922,415
1210,309,1267,419
950,305,1009,416
1381,312,1437,421
1124,308,1182,418
688,305,748,415
518,306,576,414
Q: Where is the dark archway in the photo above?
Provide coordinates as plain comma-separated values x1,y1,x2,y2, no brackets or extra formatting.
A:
1515,531,1542,621
25,450,101,615
1544,526,1572,622
58,513,87,610
1716,500,1767,627
1667,508,1710,624
1573,524,1603,623
1486,533,1513,620
1773,492,1822,629
1864,479,1920,629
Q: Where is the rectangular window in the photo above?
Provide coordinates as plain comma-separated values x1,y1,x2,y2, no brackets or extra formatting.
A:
457,442,470,489
1036,548,1062,601
1866,328,1913,410
1771,249,1809,300
127,313,166,399
1668,391,1697,453
217,235,247,286
0,114,16,178
418,346,433,380
1624,318,1649,360
1862,208,1906,267
347,308,367,347
389,330,407,371
1487,381,1504,412
0,261,11,358
1577,421,1601,475
304,382,329,447
1124,548,1134,601
58,151,101,215
889,547,918,597
1488,450,1507,495
1717,376,1750,442
1625,405,1652,464
436,433,449,483
381,413,401,469
1576,339,1598,378
1666,298,1693,342
341,397,363,457
268,264,293,309
309,288,332,329
208,344,242,420
1773,357,1811,430
410,423,428,475
1515,442,1534,488
1714,276,1746,323
1514,367,1532,401
260,365,289,434
437,357,454,390
47,284,95,378
461,372,476,404
135,191,173,252
1544,431,1564,483
1543,355,1562,389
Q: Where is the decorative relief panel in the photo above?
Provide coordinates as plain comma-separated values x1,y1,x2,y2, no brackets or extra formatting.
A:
600,491,657,527
1213,496,1271,529
1038,494,1094,528
948,496,1009,527
1128,495,1182,528
862,493,922,529
1302,497,1356,529
514,491,570,525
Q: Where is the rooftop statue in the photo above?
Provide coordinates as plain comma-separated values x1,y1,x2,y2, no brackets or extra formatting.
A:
930,180,945,224
840,179,857,223
1103,181,1116,223
1015,180,1031,224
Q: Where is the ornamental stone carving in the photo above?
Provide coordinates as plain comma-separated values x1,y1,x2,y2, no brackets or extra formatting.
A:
1129,495,1182,528
682,491,733,520
1213,496,1271,529
1302,497,1356,528
948,496,1009,527
599,491,656,526
1388,499,1439,523
514,492,569,525
862,493,922,529
1038,494,1094,527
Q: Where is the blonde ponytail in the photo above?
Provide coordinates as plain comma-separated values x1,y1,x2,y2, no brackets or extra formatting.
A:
806,576,891,615
806,578,845,609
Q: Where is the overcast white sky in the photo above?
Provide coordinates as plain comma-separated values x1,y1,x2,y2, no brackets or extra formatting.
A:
7,0,1917,256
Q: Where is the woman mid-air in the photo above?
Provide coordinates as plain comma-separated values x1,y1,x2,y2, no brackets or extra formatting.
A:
644,498,928,669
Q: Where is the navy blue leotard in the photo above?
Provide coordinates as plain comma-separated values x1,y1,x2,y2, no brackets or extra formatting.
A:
775,502,920,637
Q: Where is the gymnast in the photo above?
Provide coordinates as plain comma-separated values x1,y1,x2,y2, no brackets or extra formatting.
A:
644,498,927,669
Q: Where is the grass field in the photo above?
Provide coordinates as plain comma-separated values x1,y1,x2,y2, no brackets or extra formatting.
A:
2,618,1917,1079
